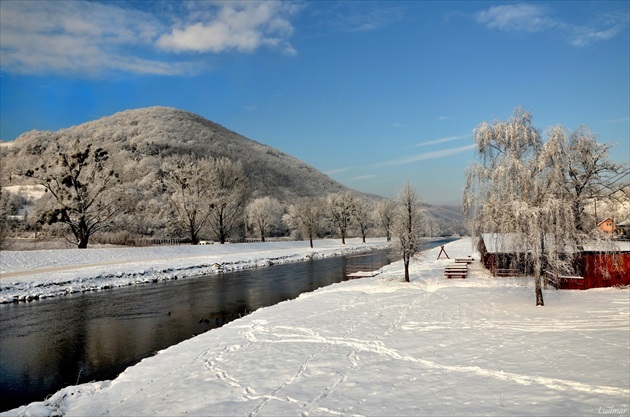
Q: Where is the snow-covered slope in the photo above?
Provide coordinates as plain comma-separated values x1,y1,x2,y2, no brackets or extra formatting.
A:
4,238,628,417
2,106,349,203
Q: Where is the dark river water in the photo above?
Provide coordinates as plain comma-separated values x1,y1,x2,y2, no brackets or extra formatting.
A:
0,239,455,411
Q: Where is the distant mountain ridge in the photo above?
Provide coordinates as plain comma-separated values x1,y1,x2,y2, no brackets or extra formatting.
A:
2,106,464,234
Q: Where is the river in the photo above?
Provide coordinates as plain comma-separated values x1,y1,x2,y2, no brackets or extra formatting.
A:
0,238,456,411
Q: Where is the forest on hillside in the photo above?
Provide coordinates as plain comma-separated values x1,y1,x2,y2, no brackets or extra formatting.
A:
0,107,465,249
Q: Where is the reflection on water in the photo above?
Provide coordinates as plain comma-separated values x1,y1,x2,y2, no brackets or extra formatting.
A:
0,254,351,411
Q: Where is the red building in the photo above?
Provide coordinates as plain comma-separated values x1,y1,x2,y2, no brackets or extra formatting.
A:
479,234,630,290
557,250,630,290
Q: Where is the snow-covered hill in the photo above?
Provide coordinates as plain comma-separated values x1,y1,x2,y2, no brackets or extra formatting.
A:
0,106,466,233
2,106,349,202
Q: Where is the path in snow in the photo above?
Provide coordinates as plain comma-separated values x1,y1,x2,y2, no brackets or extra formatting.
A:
4,238,629,417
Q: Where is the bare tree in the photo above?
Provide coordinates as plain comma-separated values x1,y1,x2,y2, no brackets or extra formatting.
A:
206,157,249,244
285,197,323,248
464,108,598,306
23,140,122,249
375,199,396,242
327,192,356,244
246,196,283,242
392,182,426,282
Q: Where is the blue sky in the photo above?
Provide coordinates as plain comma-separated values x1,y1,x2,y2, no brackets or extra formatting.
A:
1,1,628,205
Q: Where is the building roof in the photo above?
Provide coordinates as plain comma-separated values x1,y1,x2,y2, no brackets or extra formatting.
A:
481,233,530,254
481,233,629,254
597,218,615,226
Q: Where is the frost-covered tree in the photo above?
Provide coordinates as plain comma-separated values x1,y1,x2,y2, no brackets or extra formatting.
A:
426,217,441,238
246,196,283,242
161,154,213,245
205,157,249,244
560,126,627,231
0,179,9,249
353,197,373,243
464,108,585,306
285,197,323,248
375,199,396,242
23,140,122,249
392,182,426,282
327,192,356,244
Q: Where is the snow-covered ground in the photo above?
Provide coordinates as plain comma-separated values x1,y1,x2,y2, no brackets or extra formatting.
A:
0,238,389,303
3,238,629,417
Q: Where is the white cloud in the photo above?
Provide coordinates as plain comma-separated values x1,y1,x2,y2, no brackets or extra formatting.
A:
0,1,193,76
0,1,302,77
156,2,299,55
474,3,628,47
475,3,558,33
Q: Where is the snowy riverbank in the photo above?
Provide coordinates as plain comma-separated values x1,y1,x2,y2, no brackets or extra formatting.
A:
4,238,629,417
0,238,389,304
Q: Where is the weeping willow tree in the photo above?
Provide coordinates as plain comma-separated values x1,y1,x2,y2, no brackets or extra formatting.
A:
463,108,580,306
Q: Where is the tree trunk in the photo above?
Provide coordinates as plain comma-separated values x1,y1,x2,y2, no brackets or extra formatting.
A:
404,256,410,282
535,273,544,306
341,230,346,245
189,222,199,245
309,233,313,249
218,213,226,244
536,236,545,306
77,236,88,249
76,218,89,249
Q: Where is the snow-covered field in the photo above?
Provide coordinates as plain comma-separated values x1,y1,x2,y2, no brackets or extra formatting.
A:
0,238,389,303
3,238,629,417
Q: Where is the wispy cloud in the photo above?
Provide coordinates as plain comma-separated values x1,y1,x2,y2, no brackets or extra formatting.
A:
570,18,627,47
325,166,357,176
415,134,469,148
349,175,377,181
392,123,405,128
0,1,302,76
602,116,630,124
474,3,628,47
0,1,179,76
322,3,405,33
372,144,476,168
475,3,560,33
